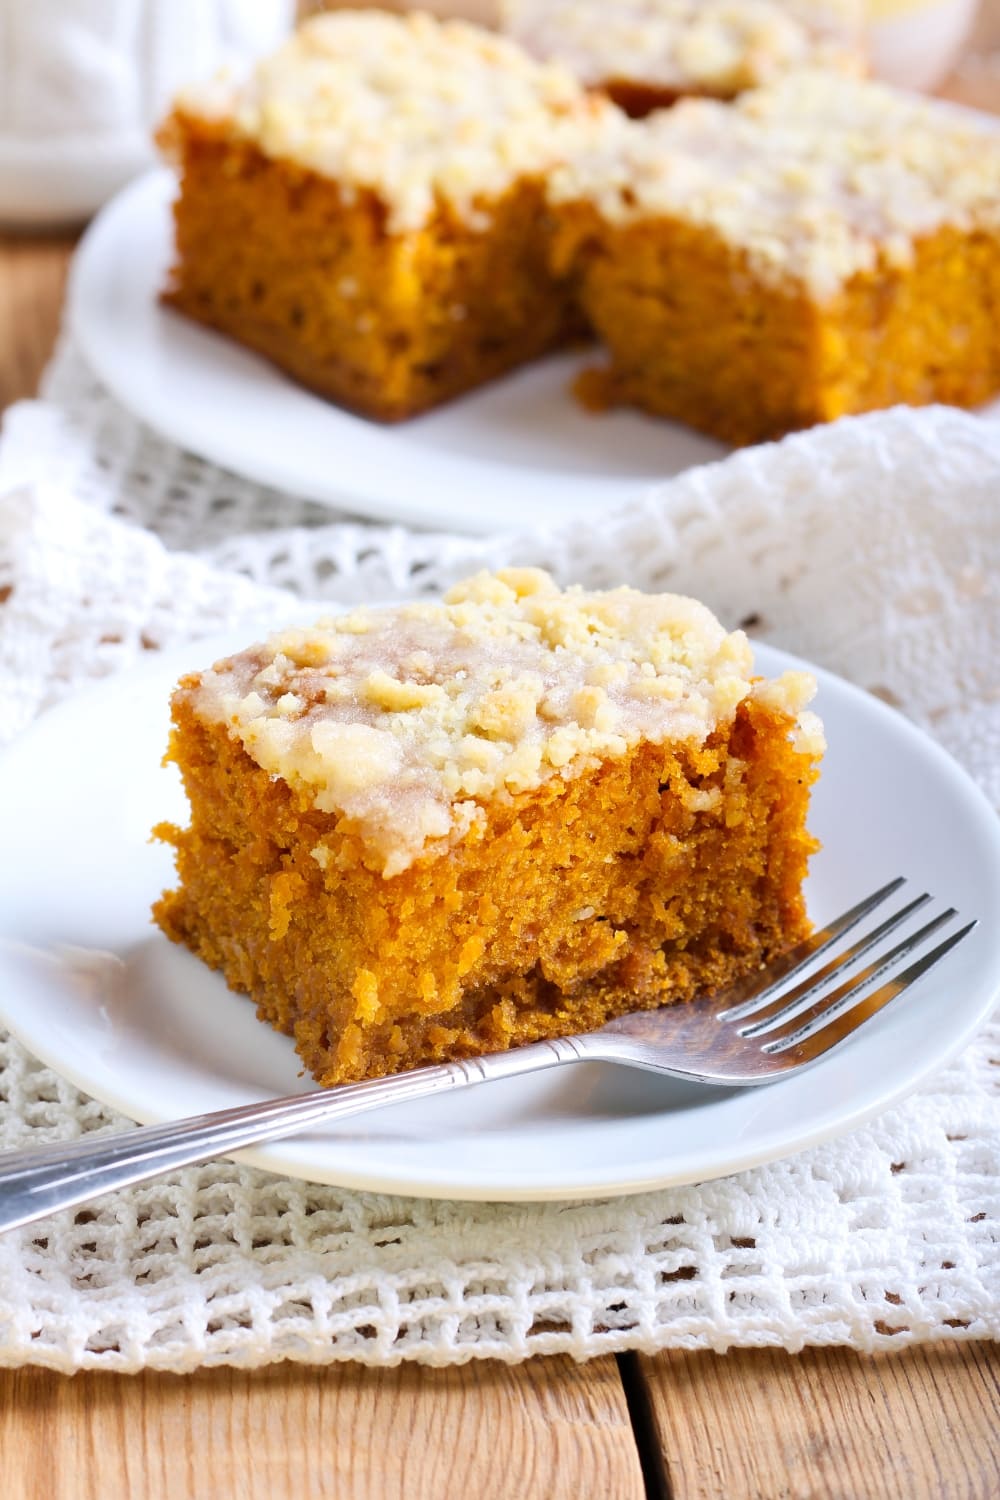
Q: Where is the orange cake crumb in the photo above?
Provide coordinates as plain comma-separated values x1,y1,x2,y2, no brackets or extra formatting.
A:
153,570,823,1087
550,72,1000,444
157,11,613,423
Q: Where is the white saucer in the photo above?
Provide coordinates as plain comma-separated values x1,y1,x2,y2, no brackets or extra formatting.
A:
1,631,998,1201
66,169,726,535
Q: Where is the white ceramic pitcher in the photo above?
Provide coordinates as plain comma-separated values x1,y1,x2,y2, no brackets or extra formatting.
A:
0,0,294,226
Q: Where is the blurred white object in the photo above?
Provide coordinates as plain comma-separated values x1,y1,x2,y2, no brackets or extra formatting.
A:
868,0,980,92
0,0,294,227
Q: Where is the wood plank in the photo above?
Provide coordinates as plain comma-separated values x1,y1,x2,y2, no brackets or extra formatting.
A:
638,1342,1000,1500
0,1355,645,1500
0,234,76,407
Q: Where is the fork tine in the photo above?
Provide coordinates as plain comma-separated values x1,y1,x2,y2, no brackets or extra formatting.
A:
717,876,906,1022
762,908,963,1052
737,892,932,1037
765,920,978,1069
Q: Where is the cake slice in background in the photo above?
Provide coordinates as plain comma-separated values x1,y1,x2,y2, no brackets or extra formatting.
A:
157,10,613,422
549,71,1000,443
500,0,865,115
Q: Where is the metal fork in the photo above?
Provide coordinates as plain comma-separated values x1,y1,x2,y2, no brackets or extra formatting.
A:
0,877,975,1234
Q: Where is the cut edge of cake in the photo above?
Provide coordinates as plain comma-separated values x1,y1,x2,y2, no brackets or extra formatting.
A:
153,570,824,1085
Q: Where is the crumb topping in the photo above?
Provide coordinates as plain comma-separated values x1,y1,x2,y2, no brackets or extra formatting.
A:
187,570,821,878
549,72,1000,298
501,0,864,94
173,11,613,234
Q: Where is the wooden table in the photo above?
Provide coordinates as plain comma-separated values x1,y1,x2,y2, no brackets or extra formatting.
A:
2,11,999,1495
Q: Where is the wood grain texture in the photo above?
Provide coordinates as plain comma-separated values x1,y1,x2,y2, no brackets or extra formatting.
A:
639,1342,1000,1500
0,1357,645,1500
0,234,75,407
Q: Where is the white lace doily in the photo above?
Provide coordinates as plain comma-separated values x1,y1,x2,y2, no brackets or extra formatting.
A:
0,338,997,1371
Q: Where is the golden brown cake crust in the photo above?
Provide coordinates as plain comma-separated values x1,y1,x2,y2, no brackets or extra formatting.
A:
602,79,714,117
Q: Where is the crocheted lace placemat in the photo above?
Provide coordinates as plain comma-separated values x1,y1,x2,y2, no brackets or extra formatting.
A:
0,343,997,1371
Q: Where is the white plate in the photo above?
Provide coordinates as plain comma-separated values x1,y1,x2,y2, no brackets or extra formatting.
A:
66,169,726,534
68,150,1000,536
1,634,999,1202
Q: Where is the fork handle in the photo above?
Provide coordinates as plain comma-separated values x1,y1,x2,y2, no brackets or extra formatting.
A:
0,1037,590,1235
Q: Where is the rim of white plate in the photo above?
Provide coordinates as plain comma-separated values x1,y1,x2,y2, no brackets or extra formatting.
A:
0,635,998,1200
